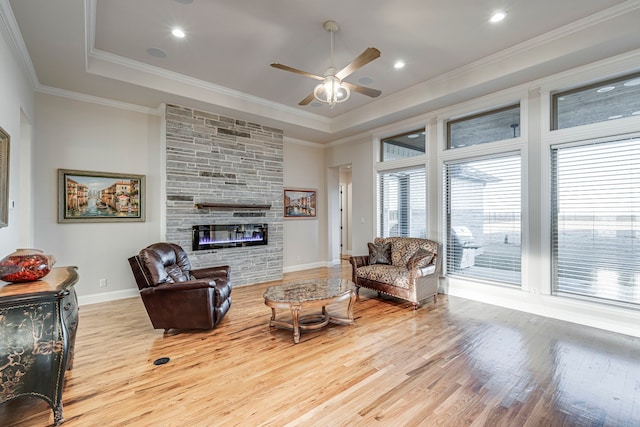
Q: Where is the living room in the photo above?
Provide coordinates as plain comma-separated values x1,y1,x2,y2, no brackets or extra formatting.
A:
1,0,640,425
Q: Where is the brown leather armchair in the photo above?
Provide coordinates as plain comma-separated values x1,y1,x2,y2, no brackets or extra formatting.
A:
128,242,231,331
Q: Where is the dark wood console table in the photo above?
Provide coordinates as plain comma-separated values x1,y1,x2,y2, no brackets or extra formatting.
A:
0,266,79,425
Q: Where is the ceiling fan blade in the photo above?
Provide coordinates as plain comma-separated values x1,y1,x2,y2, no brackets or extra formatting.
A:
342,81,382,98
298,92,316,106
335,47,381,80
271,63,324,81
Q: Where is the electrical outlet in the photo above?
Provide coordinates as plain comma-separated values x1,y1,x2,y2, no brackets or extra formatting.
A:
99,278,107,287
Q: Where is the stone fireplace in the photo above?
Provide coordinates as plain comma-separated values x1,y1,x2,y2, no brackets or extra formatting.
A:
164,104,284,286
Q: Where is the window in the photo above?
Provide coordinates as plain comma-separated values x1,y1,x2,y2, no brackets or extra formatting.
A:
551,136,640,306
552,73,640,130
447,104,520,149
377,167,426,238
381,129,425,161
445,154,521,285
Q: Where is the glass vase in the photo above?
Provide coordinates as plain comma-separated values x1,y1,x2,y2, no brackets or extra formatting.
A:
0,248,56,283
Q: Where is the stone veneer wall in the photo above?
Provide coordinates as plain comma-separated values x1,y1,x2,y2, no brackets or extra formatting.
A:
164,104,284,286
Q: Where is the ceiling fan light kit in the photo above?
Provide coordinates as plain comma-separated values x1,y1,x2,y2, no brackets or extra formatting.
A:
313,21,350,108
314,74,350,107
271,20,381,108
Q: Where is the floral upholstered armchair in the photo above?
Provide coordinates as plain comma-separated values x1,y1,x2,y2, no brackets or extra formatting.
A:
349,237,442,309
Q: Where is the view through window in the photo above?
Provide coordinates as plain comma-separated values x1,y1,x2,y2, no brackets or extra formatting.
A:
377,167,426,238
551,137,640,305
445,154,521,285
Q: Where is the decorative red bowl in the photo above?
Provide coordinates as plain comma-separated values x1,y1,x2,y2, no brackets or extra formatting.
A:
0,249,56,283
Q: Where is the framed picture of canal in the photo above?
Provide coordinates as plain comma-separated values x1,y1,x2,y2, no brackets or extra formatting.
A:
58,169,145,223
0,126,9,228
284,188,316,219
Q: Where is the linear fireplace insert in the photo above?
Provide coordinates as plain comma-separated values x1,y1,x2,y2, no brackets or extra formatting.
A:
192,224,268,250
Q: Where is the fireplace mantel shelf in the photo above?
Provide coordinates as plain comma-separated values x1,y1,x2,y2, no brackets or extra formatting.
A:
195,203,272,210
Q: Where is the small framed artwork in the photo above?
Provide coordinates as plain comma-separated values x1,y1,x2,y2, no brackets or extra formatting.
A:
0,126,9,228
284,188,316,219
58,169,145,223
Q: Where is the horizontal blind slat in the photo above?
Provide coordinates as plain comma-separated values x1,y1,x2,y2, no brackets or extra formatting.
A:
552,137,640,306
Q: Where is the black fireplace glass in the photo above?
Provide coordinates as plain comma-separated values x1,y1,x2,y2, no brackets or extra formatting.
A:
192,224,268,250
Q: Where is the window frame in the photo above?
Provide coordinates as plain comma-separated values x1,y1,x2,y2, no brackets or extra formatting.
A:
377,165,427,238
446,103,521,150
444,151,523,286
380,128,426,162
550,71,640,131
438,94,528,289
549,132,640,308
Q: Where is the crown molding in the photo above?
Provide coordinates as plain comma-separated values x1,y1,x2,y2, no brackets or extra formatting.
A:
0,0,39,88
284,136,325,149
83,1,330,134
35,84,163,116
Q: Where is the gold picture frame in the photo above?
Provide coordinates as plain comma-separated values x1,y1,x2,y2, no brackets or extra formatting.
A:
0,127,9,228
284,188,317,219
58,169,145,223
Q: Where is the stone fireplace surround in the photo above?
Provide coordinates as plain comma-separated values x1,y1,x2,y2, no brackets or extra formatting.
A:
164,104,284,286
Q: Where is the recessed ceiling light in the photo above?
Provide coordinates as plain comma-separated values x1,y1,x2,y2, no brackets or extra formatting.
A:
632,111,640,115
147,47,167,58
490,12,507,23
171,27,185,38
407,134,419,138
624,78,640,87
394,61,405,69
597,86,615,93
608,115,623,120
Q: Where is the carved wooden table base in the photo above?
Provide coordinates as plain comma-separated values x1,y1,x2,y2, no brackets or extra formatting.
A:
263,279,356,344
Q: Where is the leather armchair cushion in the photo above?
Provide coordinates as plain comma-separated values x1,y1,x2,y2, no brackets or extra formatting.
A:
191,266,229,280
139,242,192,285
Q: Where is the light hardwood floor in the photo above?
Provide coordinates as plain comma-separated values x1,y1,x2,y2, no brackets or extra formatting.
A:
2,261,640,426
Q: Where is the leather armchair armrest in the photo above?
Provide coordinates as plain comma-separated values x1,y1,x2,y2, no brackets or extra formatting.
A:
349,256,369,269
349,256,369,285
191,265,230,280
141,279,217,294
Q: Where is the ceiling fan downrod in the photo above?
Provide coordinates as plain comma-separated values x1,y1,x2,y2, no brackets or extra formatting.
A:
314,21,350,108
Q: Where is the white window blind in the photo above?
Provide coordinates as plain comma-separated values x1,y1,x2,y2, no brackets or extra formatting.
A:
551,137,640,306
377,167,426,238
445,154,521,285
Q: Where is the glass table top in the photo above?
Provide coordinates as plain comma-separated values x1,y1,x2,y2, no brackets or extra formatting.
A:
263,278,355,303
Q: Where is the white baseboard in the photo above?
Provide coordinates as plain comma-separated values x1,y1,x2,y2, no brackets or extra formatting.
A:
283,261,333,273
445,277,640,338
78,288,139,306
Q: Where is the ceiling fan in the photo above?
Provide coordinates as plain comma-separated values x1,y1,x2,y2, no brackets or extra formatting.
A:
271,20,382,108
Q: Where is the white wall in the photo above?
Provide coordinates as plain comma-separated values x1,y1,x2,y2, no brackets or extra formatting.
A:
32,93,162,303
0,18,34,256
283,138,327,271
326,136,375,255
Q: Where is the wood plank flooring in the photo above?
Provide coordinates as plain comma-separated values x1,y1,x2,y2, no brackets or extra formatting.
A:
2,261,640,426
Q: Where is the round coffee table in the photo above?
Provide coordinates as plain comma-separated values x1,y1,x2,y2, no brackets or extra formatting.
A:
263,278,356,344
